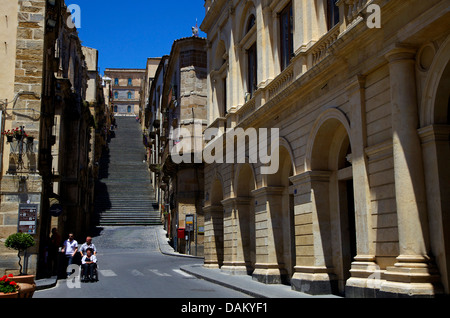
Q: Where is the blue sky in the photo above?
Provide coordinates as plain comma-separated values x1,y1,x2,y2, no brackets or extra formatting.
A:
65,0,207,74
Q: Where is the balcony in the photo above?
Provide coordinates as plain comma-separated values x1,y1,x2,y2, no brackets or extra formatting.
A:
232,0,376,127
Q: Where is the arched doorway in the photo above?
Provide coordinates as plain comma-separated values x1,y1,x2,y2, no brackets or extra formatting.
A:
235,164,257,274
420,42,450,293
266,146,295,284
204,178,224,269
308,112,356,295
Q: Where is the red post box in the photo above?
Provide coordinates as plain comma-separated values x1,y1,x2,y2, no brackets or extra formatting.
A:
177,228,185,239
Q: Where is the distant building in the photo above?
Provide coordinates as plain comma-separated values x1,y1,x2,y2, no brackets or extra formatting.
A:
140,58,162,131
104,68,146,116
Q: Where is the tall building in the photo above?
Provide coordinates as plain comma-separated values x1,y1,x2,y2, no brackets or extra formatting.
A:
145,36,208,256
104,68,146,117
200,0,450,297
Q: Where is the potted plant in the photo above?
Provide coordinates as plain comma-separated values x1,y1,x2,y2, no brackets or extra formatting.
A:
5,233,36,298
0,274,19,298
26,135,34,144
13,127,24,141
1,130,14,143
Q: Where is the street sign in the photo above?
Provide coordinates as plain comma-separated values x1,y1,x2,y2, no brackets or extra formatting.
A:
18,204,38,234
185,214,194,232
50,203,63,217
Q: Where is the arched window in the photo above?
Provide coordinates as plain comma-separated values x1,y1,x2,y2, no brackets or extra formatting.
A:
247,43,257,98
246,15,256,33
280,2,294,70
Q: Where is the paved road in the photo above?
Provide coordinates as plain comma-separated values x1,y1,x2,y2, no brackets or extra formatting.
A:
34,226,250,299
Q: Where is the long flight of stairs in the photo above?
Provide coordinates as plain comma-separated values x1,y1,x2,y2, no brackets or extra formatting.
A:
94,116,161,226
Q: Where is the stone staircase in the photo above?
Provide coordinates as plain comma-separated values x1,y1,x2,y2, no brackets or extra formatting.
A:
94,117,161,226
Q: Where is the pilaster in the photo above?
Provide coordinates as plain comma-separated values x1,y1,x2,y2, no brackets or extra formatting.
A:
379,46,442,297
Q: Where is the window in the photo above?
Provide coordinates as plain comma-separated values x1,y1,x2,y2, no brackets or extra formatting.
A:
127,106,132,113
280,3,294,70
114,78,119,86
247,15,256,33
327,0,339,30
114,92,118,99
114,106,118,112
128,92,132,99
128,78,132,86
247,43,257,98
222,77,227,116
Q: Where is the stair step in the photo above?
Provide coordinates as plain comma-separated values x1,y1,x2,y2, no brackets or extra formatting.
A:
94,117,162,226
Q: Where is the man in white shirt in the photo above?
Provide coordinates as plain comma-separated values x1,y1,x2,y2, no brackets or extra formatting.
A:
61,233,78,278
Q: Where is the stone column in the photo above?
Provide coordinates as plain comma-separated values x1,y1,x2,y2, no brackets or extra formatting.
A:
235,197,254,274
419,125,450,294
290,171,338,295
251,186,286,284
220,197,252,275
345,75,379,297
203,205,224,269
380,46,441,296
220,198,237,273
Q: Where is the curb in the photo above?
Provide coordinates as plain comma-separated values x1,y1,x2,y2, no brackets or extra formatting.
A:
179,265,268,298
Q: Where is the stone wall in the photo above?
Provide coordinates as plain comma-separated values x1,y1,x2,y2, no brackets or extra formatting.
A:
0,0,46,276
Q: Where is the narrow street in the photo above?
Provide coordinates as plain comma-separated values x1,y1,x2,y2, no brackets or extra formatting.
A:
34,226,250,298
34,116,249,298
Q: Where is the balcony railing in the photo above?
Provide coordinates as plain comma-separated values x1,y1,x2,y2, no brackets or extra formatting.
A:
342,0,371,26
220,0,376,128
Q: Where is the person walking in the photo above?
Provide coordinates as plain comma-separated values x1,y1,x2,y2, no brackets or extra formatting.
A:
61,233,78,278
49,228,61,276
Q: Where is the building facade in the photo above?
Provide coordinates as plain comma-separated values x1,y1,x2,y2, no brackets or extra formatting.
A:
0,0,108,278
146,37,208,256
105,68,145,117
145,55,169,227
200,0,450,297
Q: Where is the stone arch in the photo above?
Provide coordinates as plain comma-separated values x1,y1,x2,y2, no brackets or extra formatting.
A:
238,1,257,41
210,176,224,206
234,163,257,274
419,34,450,294
213,40,227,71
304,107,357,295
261,137,296,187
263,142,296,283
234,162,257,197
420,35,450,127
203,177,225,269
305,107,352,171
